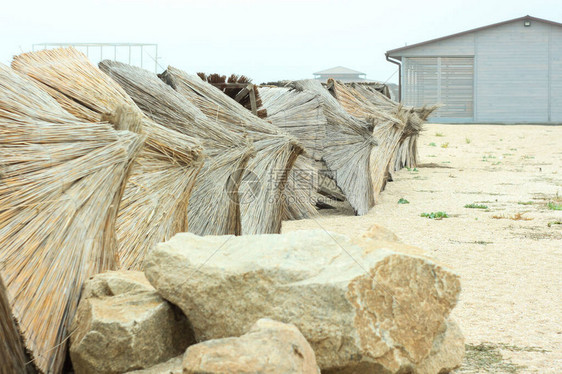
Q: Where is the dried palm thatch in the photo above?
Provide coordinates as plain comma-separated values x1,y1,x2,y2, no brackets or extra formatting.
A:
258,86,330,219
12,48,205,270
282,80,377,215
327,79,406,196
160,67,303,234
197,73,267,118
99,60,255,235
351,83,439,170
0,275,33,374
0,63,144,373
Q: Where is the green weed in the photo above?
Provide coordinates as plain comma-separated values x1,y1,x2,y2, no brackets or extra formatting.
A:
420,211,448,220
465,203,488,209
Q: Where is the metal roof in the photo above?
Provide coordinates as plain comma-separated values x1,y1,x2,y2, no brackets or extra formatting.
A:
313,66,365,75
387,15,562,57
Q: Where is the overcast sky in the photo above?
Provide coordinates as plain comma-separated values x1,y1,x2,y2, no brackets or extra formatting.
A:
1,0,560,84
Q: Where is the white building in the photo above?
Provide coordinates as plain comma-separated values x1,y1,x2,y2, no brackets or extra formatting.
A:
386,15,562,123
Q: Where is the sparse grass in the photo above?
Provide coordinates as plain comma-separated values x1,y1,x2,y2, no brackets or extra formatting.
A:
406,167,418,172
420,211,448,220
548,221,562,227
397,198,409,204
462,343,528,373
441,161,451,164
517,201,534,205
429,142,437,147
547,201,562,210
441,142,449,148
465,137,471,144
492,213,533,221
492,161,502,165
426,154,437,157
465,203,488,209
435,132,445,137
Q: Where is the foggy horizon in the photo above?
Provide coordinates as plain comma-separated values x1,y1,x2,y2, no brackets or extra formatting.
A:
1,0,560,84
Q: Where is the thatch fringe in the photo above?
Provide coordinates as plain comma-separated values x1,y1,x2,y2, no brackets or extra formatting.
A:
11,48,205,270
258,86,326,219
160,67,303,234
99,60,256,235
350,83,438,170
285,79,377,215
0,63,143,373
327,79,406,196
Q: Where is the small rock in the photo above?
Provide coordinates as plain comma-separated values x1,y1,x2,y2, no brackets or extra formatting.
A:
70,271,193,374
183,318,320,374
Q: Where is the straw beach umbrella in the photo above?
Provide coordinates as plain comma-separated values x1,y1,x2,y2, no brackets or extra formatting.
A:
351,83,438,170
99,60,255,235
160,67,303,234
12,48,205,269
285,79,377,215
0,63,143,373
258,86,328,219
327,79,406,196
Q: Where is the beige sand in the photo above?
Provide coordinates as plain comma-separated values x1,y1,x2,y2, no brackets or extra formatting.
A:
282,124,562,373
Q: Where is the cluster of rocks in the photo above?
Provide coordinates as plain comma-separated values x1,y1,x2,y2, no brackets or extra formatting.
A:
70,227,465,373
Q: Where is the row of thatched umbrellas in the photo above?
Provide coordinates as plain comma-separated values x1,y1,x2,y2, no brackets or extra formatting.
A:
0,47,436,374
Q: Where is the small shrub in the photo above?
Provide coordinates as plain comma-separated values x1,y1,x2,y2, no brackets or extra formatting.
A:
398,198,409,204
547,201,562,210
548,221,562,227
420,211,448,220
435,132,445,137
465,138,471,144
465,203,488,209
429,142,437,147
441,142,449,148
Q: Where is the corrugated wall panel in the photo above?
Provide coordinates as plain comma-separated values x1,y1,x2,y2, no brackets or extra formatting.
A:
475,21,550,122
550,26,562,122
403,57,473,119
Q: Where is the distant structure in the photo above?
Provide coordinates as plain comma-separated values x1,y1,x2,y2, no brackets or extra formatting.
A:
32,43,159,73
386,15,562,123
313,66,367,82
